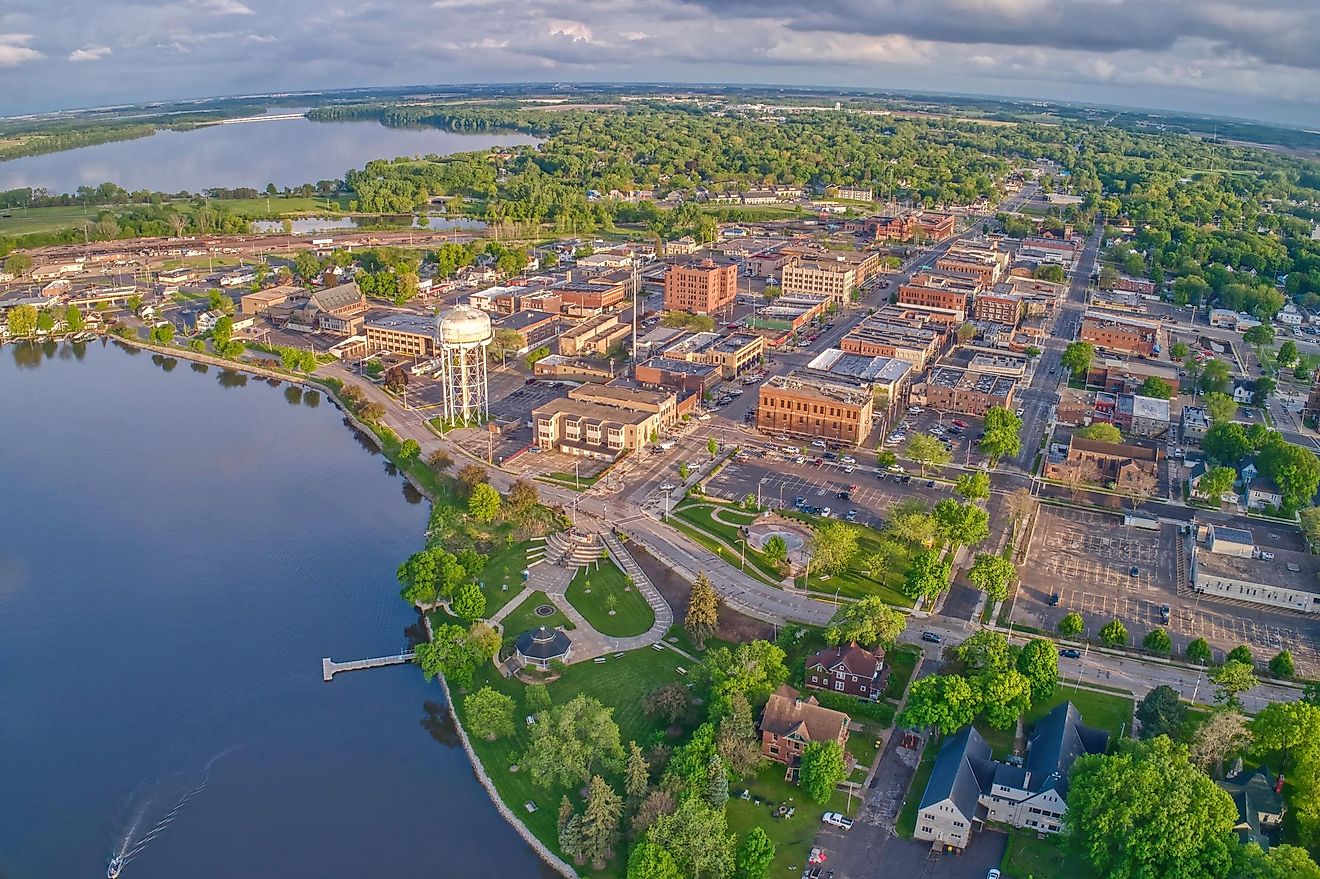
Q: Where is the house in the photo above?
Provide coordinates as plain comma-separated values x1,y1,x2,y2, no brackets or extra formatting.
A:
1219,766,1285,850
1233,380,1258,405
1188,461,1232,504
915,703,1108,850
1238,460,1260,484
759,684,850,779
804,643,889,701
194,309,224,333
1246,477,1284,511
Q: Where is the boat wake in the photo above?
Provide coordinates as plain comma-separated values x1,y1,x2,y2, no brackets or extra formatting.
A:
109,745,243,874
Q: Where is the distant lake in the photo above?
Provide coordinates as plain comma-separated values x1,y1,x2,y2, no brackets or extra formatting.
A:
0,340,549,879
0,113,541,195
251,215,490,234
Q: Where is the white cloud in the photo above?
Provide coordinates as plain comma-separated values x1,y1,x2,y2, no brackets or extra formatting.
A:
69,45,112,62
548,20,593,42
191,0,254,15
0,33,41,67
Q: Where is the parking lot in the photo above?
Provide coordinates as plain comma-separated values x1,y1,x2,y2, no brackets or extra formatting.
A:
1014,507,1320,674
876,409,985,468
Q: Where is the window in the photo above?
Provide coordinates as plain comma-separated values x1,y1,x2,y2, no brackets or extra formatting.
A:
835,681,844,691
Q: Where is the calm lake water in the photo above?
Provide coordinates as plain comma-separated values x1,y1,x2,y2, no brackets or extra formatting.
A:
0,341,547,879
0,115,541,195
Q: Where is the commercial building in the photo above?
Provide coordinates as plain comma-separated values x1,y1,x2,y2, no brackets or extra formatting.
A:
806,347,913,418
634,357,720,396
1080,311,1162,357
759,685,851,776
974,292,1024,326
241,285,300,315
743,295,832,341
1183,406,1212,442
936,241,1009,284
1017,237,1079,268
570,383,679,431
494,310,560,352
1192,524,1320,614
1044,434,1163,483
284,281,367,334
896,272,978,321
555,281,626,317
915,703,1107,849
532,384,678,461
663,258,738,315
663,331,765,378
365,312,438,357
868,212,956,242
1086,357,1181,395
557,313,631,357
1114,393,1171,439
533,355,617,383
757,371,875,445
916,367,1017,416
804,643,888,701
839,317,943,369
780,259,857,304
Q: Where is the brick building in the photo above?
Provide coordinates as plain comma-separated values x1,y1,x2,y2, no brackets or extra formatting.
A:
634,357,720,396
663,259,738,315
663,331,765,378
494,309,560,352
805,644,888,701
780,259,857,304
917,367,1017,416
757,371,875,444
1080,311,1161,357
759,685,851,775
557,313,631,357
974,292,1024,326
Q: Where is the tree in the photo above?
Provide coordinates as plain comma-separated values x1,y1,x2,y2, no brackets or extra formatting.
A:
1099,618,1128,647
953,471,990,501
1210,660,1258,707
643,682,689,725
1227,644,1254,665
580,775,624,869
978,669,1033,729
1017,638,1059,702
1074,422,1123,443
1136,685,1187,740
685,572,720,648
1190,709,1252,776
932,500,990,550
716,693,761,777
507,479,539,516
414,623,486,689
4,252,33,277
967,553,1016,602
799,740,847,804
1257,436,1320,512
467,482,501,523
1269,650,1295,679
876,449,898,470
1203,391,1238,425
525,682,551,714
1250,701,1320,769
1058,611,1085,639
1062,340,1094,374
1187,637,1213,664
1170,341,1190,361
463,687,515,740
457,463,488,492
707,437,718,459
398,438,420,460
957,630,1011,673
898,674,979,734
809,520,860,574
979,406,1022,464
1065,737,1238,879
956,322,977,344
451,581,486,621
645,797,735,879
885,500,938,548
733,827,776,879
626,841,682,879
64,305,84,333
35,310,54,334
559,811,587,865
904,433,950,475
1197,465,1238,503
428,448,454,471
294,250,322,281
823,596,906,648
1244,323,1276,352
678,461,690,481
1202,422,1252,465
1033,264,1065,283
762,534,789,568
705,754,729,808
705,641,788,716
1278,340,1300,369
1233,843,1320,879
625,741,651,803
522,695,625,790
397,547,443,606
6,303,37,337
1115,467,1159,512
1143,627,1172,655
902,549,951,602
1200,359,1232,395
149,323,175,344
1252,376,1277,408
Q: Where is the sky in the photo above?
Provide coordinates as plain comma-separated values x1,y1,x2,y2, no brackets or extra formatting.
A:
3,0,1320,127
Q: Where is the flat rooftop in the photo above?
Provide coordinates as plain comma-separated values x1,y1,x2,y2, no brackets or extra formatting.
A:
533,397,652,426
807,348,912,384
497,309,558,331
570,382,671,408
639,356,718,377
1198,541,1320,595
929,366,1017,398
365,312,436,336
762,371,872,406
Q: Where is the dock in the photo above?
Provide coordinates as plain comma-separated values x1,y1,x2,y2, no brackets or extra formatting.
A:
322,652,415,681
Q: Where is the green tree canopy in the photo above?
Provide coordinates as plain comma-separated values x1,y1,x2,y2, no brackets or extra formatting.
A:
1074,423,1123,443
824,596,906,648
799,740,847,804
1016,638,1059,702
464,686,515,740
1136,685,1187,740
899,674,979,734
522,695,625,790
1062,340,1095,374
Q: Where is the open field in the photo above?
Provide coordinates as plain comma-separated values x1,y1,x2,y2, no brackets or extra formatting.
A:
565,557,654,637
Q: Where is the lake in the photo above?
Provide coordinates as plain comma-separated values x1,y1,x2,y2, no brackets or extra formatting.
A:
0,340,548,879
0,114,541,195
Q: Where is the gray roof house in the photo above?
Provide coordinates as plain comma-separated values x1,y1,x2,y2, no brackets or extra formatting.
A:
915,703,1108,849
1220,766,1285,850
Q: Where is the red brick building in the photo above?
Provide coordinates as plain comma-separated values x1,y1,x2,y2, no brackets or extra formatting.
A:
760,685,851,774
1079,311,1160,357
663,259,738,315
805,644,889,701
974,293,1023,326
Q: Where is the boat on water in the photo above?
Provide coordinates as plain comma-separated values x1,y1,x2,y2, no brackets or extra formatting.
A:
107,855,123,878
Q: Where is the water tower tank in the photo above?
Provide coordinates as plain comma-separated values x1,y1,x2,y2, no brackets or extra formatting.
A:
436,305,492,347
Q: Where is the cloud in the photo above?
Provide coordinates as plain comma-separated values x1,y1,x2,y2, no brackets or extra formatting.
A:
190,0,254,15
547,20,593,42
0,33,41,67
69,45,112,62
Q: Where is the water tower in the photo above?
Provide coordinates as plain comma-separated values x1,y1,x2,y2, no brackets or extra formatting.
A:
435,305,493,424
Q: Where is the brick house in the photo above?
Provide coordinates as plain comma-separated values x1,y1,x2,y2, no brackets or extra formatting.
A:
804,643,889,701
759,685,851,777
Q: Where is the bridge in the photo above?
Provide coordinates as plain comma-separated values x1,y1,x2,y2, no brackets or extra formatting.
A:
322,651,415,681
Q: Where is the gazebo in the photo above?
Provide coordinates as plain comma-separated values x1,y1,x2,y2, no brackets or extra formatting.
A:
514,626,572,670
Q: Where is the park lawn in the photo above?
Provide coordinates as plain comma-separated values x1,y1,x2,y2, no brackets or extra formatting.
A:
895,735,941,838
500,590,573,639
477,541,537,617
727,762,857,879
0,205,106,236
672,505,784,584
1002,829,1098,879
781,510,915,606
665,515,783,588
1026,684,1134,743
566,558,655,638
454,646,688,874
883,645,921,700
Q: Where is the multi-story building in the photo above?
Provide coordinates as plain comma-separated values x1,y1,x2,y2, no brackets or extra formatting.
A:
743,295,832,344
780,259,857,304
1086,357,1180,395
835,185,874,202
839,317,944,369
1018,236,1079,268
974,292,1024,326
1043,434,1163,483
916,367,1017,416
897,276,974,322
663,331,765,378
1114,393,1171,439
532,383,678,461
494,309,560,352
806,347,913,422
868,212,956,242
1080,311,1161,358
241,284,300,315
915,703,1108,849
634,357,720,396
759,685,851,777
1192,524,1320,614
555,281,626,317
757,371,875,445
804,644,888,701
936,241,1009,284
557,313,632,357
364,312,437,356
663,259,738,315
1182,406,1211,442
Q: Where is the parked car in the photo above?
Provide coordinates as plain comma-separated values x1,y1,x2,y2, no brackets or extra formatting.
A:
1130,566,1140,577
821,507,832,518
659,483,675,492
1060,648,1082,659
1047,592,1060,606
795,496,806,507
811,439,827,449
822,812,854,830
841,455,857,465
845,510,858,522
921,631,943,644
1160,604,1171,623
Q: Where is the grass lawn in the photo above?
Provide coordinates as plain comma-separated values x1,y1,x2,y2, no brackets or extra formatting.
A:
500,590,573,638
1002,829,1098,879
672,502,785,584
453,647,689,873
896,735,941,838
566,558,655,638
884,645,921,700
727,762,858,879
665,516,782,588
477,541,537,618
1027,684,1134,743
781,510,916,607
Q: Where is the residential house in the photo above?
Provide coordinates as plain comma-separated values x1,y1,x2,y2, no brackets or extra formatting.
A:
914,726,991,849
1246,478,1284,511
1219,767,1285,851
1188,462,1232,504
1232,380,1258,406
759,684,851,779
804,643,889,701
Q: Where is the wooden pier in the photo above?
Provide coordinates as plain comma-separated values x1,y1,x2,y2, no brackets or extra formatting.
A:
322,652,415,682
